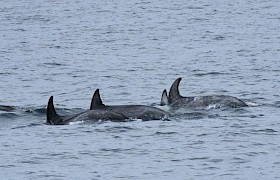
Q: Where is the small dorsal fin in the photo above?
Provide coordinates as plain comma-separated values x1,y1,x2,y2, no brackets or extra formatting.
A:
169,77,182,101
90,89,105,110
46,96,62,125
160,89,169,106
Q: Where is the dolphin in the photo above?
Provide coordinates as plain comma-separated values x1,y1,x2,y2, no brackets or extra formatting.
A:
90,89,169,120
161,78,248,108
46,96,128,125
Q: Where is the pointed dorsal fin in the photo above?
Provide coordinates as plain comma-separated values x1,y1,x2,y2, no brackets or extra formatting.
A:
160,89,169,105
46,96,62,125
169,77,182,101
90,89,105,110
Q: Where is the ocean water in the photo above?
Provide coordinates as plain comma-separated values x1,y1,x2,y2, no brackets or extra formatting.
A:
1,0,280,179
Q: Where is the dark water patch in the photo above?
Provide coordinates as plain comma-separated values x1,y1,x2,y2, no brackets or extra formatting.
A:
170,159,182,162
247,114,265,118
187,6,205,10
213,35,226,40
115,175,138,179
79,150,95,156
24,171,36,175
220,173,237,177
194,72,230,77
113,135,122,139
0,72,12,75
32,107,47,114
189,18,209,22
36,174,65,179
208,159,224,163
153,131,179,135
231,157,250,164
220,132,245,138
249,128,278,135
274,101,280,108
0,164,16,168
47,152,66,157
188,140,205,146
19,160,42,165
251,143,266,147
40,62,68,67
197,133,213,137
207,113,220,118
23,108,46,116
188,156,210,161
0,112,19,119
0,106,49,121
243,152,260,157
49,45,62,49
0,105,15,112
203,166,219,171
100,147,136,153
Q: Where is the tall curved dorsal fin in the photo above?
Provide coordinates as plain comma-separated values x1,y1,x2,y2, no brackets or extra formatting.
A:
90,89,105,110
169,77,182,101
160,89,169,105
46,96,62,125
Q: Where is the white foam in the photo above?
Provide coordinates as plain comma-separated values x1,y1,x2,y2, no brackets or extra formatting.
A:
245,101,260,107
207,104,222,109
69,121,85,125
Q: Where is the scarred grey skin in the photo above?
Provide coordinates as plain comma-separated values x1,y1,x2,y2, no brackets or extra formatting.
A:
46,96,128,125
161,78,248,108
90,89,169,120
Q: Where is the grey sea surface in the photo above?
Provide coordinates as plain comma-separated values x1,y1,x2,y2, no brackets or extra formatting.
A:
1,0,280,179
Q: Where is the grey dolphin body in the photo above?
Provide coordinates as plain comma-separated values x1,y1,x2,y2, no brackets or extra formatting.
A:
91,89,169,120
46,96,128,125
161,78,248,108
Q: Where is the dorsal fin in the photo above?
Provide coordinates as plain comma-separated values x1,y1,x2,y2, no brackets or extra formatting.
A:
169,77,182,101
46,96,62,125
160,89,169,106
90,89,105,110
